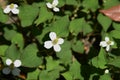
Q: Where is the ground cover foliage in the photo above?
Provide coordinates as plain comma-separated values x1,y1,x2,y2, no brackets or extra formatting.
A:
0,0,120,80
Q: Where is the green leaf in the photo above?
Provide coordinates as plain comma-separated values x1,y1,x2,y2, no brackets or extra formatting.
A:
11,33,24,49
19,4,39,27
4,28,24,49
39,70,60,80
39,70,50,80
35,6,53,25
0,45,8,56
69,59,83,80
91,57,99,68
4,28,17,41
98,48,107,69
69,18,92,36
97,14,112,32
82,0,99,12
58,0,65,7
5,44,21,60
92,48,107,69
103,0,120,9
113,22,120,30
62,72,72,80
46,56,60,71
0,8,9,23
69,18,83,36
56,41,72,65
99,74,112,80
83,23,92,35
21,43,43,67
26,69,40,80
108,56,120,68
47,69,60,80
72,41,84,53
109,30,120,39
50,16,70,37
66,0,78,5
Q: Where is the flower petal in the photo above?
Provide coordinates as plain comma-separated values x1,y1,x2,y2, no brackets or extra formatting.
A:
53,44,61,52
6,59,12,66
11,8,19,14
49,32,57,40
106,45,110,51
52,0,59,6
100,41,107,47
3,7,11,14
13,4,18,8
14,60,21,67
105,69,109,74
2,67,11,75
53,7,59,12
110,41,114,45
58,38,64,44
12,67,21,76
44,41,53,49
46,2,53,8
105,37,109,42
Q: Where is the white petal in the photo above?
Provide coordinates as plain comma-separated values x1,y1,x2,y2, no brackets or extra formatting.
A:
13,4,18,8
14,60,21,67
100,41,107,47
105,37,110,42
53,7,59,12
3,7,11,14
53,45,61,52
105,69,109,74
110,41,114,45
44,41,53,49
58,38,64,44
106,45,110,51
49,32,57,40
12,67,21,76
6,59,12,66
11,8,19,14
52,0,59,6
2,67,11,75
46,2,53,8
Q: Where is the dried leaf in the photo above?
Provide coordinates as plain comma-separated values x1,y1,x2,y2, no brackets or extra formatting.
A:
0,0,7,8
100,5,120,22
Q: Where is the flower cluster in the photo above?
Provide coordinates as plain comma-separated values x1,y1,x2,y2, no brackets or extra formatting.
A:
3,0,60,14
2,59,22,76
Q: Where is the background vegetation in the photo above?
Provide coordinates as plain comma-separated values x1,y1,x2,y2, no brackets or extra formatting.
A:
0,0,120,80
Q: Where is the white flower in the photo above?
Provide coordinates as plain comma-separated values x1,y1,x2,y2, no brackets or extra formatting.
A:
46,0,60,12
44,32,64,52
100,37,114,51
3,3,19,14
105,69,109,74
2,59,21,76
